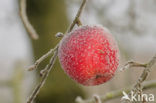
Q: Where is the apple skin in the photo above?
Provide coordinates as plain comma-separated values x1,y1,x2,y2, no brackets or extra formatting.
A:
58,25,119,86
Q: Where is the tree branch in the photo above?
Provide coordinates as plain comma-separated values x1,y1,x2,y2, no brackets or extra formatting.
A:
19,0,39,40
75,80,156,103
68,0,87,32
120,61,147,71
27,48,58,103
93,95,102,103
76,54,156,103
26,0,87,103
28,48,55,71
128,54,156,101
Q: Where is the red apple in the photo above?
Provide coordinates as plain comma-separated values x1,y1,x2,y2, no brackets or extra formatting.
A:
58,25,119,86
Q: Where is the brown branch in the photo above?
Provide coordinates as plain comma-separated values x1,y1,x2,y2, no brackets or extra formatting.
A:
28,48,55,71
75,80,156,103
120,55,156,82
120,61,147,71
28,32,64,71
19,0,39,40
93,95,102,103
121,54,156,102
26,0,87,103
76,18,83,26
130,54,156,95
68,0,87,32
27,48,58,103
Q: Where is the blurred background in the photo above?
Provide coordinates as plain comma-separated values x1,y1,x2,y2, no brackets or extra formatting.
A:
0,0,156,103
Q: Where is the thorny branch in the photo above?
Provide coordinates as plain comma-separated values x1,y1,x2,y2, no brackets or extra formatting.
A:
25,0,87,103
19,0,39,40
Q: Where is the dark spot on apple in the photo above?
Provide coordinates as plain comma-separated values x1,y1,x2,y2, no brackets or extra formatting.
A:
95,74,103,79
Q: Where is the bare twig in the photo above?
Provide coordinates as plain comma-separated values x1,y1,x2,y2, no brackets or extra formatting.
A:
19,0,39,40
120,61,147,71
93,95,102,103
26,0,87,103
76,18,83,26
27,0,86,71
68,0,87,32
119,55,156,103
76,54,156,103
75,80,156,103
131,54,156,95
27,49,58,103
28,31,65,71
28,48,55,71
120,54,156,102
55,32,64,38
121,54,156,86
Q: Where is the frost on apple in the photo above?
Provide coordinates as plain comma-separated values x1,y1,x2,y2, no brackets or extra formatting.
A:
58,25,120,86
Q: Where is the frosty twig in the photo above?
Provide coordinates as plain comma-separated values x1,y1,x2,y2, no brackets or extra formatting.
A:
20,0,39,40
26,0,87,103
28,48,55,71
76,54,156,103
75,80,156,103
